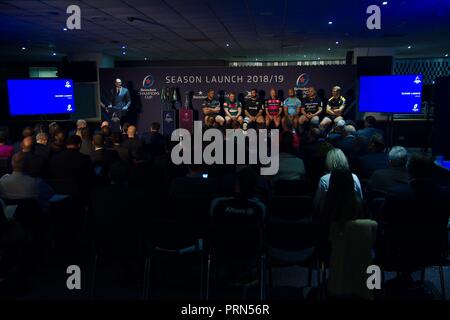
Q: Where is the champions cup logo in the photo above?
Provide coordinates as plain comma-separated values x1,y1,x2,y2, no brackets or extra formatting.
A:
140,74,159,100
143,74,155,88
296,73,310,87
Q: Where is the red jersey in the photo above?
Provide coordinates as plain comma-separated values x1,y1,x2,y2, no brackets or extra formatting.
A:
265,99,282,116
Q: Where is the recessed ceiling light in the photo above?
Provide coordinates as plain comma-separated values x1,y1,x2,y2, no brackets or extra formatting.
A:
328,48,331,51
318,57,321,60
303,55,306,58
21,47,26,50
407,45,412,49
445,53,448,57
382,1,388,5
63,27,68,31
328,21,333,25
122,51,126,55
122,45,126,49
335,41,339,45
144,57,148,60
226,43,230,47
52,52,56,56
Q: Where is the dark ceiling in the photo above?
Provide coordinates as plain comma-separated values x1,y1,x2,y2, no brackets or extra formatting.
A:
0,0,449,62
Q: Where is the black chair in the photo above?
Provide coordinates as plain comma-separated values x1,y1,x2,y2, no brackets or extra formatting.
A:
142,197,211,300
273,179,309,196
375,220,449,300
270,195,314,221
89,186,145,299
206,197,266,300
268,217,326,299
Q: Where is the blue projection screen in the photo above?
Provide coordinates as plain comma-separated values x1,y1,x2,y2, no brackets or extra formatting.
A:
359,75,423,113
7,79,75,116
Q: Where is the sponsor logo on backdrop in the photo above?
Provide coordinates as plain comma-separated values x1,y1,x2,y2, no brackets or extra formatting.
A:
139,74,160,100
193,90,208,100
295,73,310,87
295,73,311,98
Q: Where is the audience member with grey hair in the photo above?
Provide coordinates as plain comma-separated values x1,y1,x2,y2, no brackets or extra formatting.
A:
315,148,363,211
34,132,51,160
367,146,409,196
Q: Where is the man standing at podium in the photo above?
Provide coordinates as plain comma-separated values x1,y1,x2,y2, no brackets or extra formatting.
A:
109,78,131,126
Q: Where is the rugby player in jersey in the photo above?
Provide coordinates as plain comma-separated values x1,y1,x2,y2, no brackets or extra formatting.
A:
282,88,302,130
243,88,265,130
223,91,244,128
320,86,346,130
202,89,225,127
265,88,283,128
300,86,323,125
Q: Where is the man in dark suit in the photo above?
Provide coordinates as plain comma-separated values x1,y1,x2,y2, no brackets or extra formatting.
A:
367,146,409,196
378,153,450,272
356,116,384,153
357,134,389,179
141,122,165,157
109,78,131,125
22,136,47,178
90,133,120,177
49,135,95,185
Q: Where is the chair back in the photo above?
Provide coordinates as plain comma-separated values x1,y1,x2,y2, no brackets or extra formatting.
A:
270,196,313,221
208,197,266,259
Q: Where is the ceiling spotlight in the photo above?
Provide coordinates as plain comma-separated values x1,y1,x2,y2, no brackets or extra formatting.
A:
328,48,331,51
122,51,126,55
122,45,126,49
303,55,307,58
317,57,321,60
52,52,56,56
445,53,448,57
407,45,412,49
382,1,388,5
144,57,148,60
21,47,26,50
63,27,68,31
226,43,230,47
328,21,333,25
335,41,339,45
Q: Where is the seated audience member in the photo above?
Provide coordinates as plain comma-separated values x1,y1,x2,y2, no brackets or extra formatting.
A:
273,130,305,182
357,134,389,179
0,152,54,211
0,132,14,159
48,135,95,186
326,119,346,145
367,146,409,195
74,119,87,137
356,116,384,151
109,132,130,163
22,136,47,178
335,125,357,161
13,126,34,154
301,127,333,187
80,127,94,156
142,122,165,157
321,169,377,299
34,132,50,160
121,125,143,160
379,153,450,269
314,148,363,212
210,166,266,218
169,164,218,200
49,130,66,154
90,133,120,175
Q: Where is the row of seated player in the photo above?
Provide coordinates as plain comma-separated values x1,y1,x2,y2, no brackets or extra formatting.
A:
202,86,346,130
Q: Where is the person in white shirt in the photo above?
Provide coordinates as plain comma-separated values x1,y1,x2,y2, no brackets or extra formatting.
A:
314,148,363,212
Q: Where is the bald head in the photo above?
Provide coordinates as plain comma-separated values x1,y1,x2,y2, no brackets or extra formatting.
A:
127,125,137,138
